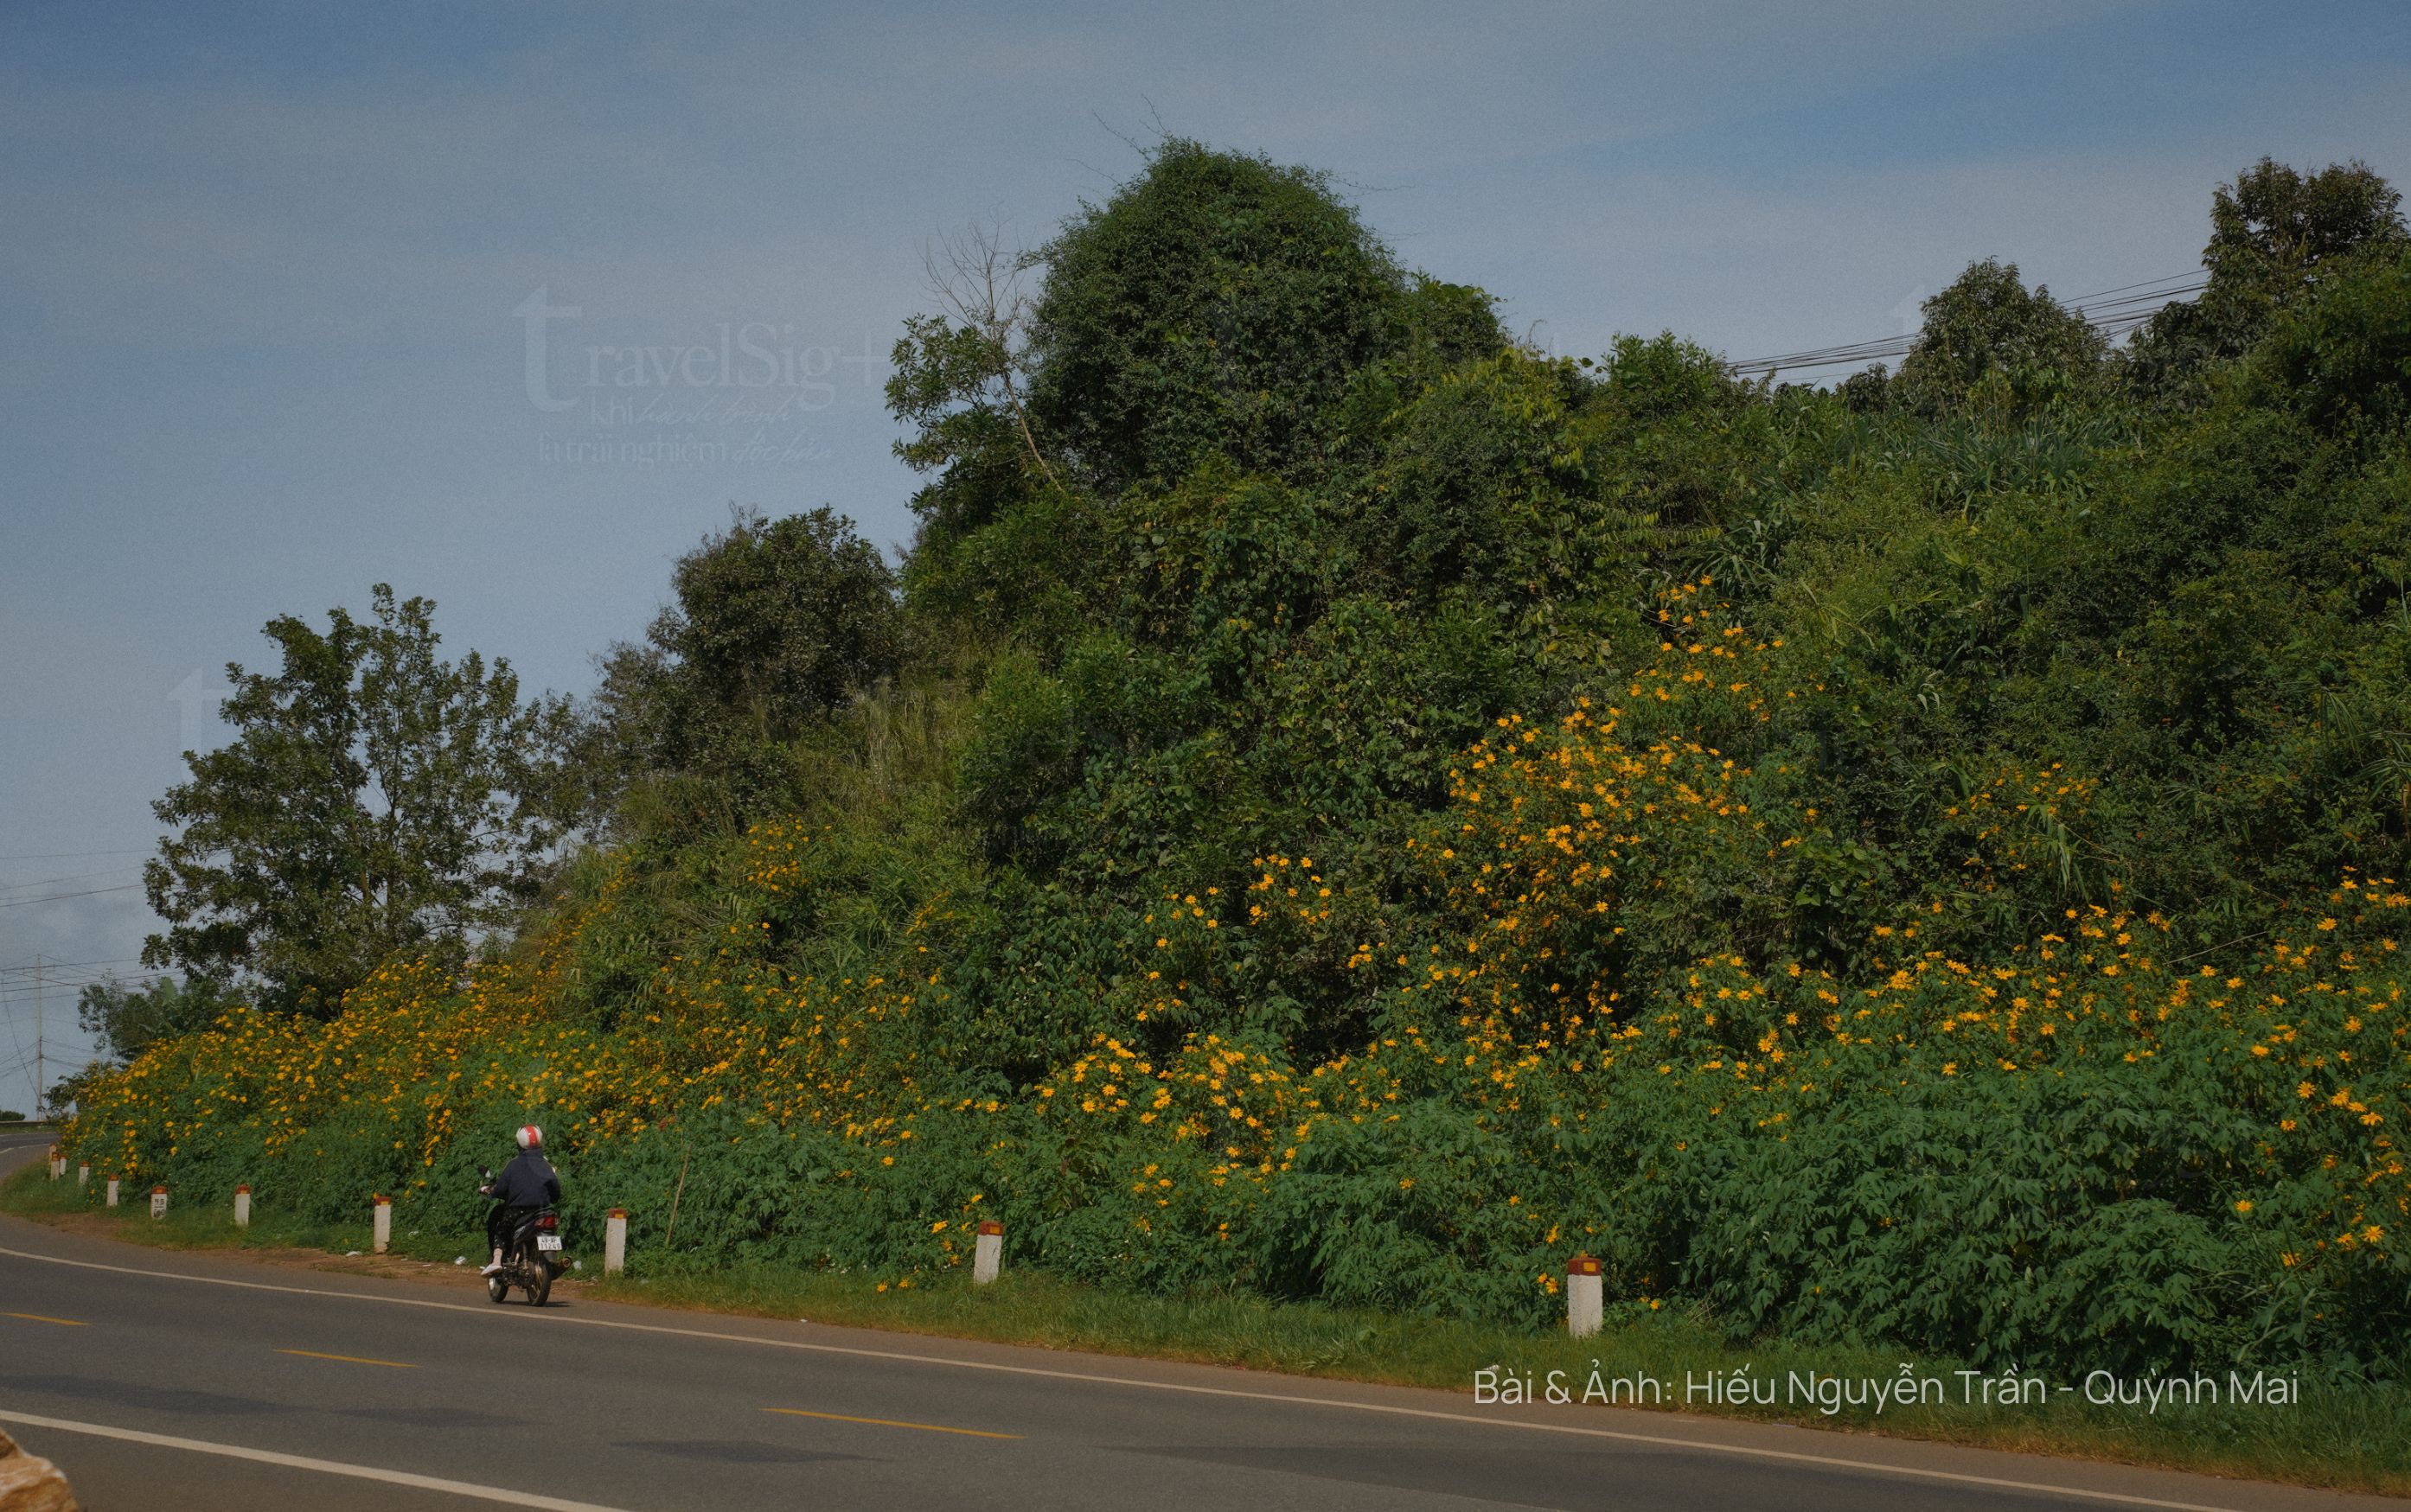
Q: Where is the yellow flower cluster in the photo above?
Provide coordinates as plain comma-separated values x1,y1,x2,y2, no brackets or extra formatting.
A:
59,593,2408,1311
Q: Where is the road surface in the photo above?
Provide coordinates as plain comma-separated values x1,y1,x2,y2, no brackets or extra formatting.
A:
0,1133,2391,1511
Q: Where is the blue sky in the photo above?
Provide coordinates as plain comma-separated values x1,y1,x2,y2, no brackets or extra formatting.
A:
3,0,2406,1107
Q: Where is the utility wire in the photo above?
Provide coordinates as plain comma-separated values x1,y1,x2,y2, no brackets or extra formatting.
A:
0,848,150,863
0,1032,95,1066
1729,271,2209,375
2059,271,2210,303
0,866,144,894
0,884,144,909
0,970,131,1000
0,972,120,994
0,959,126,979
0,979,123,1004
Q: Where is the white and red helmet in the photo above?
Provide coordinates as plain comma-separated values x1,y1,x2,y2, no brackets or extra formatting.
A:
515,1125,543,1151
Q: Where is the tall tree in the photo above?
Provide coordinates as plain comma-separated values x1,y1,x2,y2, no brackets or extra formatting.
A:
144,586,568,1015
1023,139,1410,494
887,142,1503,653
2128,157,2409,403
1892,258,2106,417
887,216,1058,490
572,507,901,830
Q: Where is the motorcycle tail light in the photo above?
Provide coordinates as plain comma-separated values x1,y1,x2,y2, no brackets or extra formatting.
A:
537,1214,558,1229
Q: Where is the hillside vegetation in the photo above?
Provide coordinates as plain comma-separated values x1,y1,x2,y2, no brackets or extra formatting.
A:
67,144,2411,1381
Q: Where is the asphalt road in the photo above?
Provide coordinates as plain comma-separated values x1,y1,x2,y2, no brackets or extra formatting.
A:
0,1133,2392,1512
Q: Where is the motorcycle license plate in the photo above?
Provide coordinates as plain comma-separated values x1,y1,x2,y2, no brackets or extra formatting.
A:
536,1234,562,1251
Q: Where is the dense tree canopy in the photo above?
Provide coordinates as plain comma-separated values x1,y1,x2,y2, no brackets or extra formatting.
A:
144,586,567,1015
574,506,901,833
573,144,2411,1057
1024,139,1411,493
76,973,241,1064
81,147,2411,1385
2127,156,2408,404
1890,258,2107,417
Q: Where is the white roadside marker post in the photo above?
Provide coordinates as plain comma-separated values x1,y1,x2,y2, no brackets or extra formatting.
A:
604,1208,628,1275
77,1161,89,1189
150,1184,169,1220
1566,1253,1603,1338
48,1145,63,1180
105,1176,119,1208
972,1219,1003,1286
233,1183,251,1228
373,1195,392,1254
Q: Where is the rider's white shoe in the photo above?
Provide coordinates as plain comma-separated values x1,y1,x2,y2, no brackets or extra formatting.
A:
479,1261,503,1276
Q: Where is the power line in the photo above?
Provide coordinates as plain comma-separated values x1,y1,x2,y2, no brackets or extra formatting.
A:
1728,271,2209,376
1,998,118,1016
1,954,138,973
0,979,144,997
0,1032,97,1069
0,977,125,1004
0,865,144,894
0,848,150,863
0,884,144,909
2057,271,2209,303
0,1052,100,1094
0,1005,29,1083
0,1008,99,1027
1,958,127,979
0,979,127,1005
2,1025,98,1049
2,960,128,977
0,1039,82,1067
0,980,117,1001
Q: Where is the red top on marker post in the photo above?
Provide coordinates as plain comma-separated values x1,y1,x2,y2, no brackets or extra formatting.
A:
1566,1254,1601,1276
976,1220,1002,1236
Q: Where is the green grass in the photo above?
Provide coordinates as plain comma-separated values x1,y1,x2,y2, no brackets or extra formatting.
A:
5,1161,2403,1495
1,1159,383,1257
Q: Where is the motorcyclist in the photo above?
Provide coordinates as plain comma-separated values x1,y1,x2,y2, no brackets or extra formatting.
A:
479,1124,561,1276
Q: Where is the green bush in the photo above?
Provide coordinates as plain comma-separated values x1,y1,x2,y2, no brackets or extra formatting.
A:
77,149,2411,1391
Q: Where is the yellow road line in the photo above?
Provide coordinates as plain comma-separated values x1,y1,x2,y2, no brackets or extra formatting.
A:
3,1311,85,1326
0,1246,2261,1512
277,1348,415,1369
763,1407,1020,1439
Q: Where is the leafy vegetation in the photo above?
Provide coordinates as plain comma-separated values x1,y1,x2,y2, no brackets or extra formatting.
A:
9,1160,2407,1496
570,505,903,836
70,144,2411,1399
142,584,569,1014
75,973,239,1066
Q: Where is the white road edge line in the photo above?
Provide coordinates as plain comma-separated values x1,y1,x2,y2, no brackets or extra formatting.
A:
0,1243,2246,1512
0,1409,639,1512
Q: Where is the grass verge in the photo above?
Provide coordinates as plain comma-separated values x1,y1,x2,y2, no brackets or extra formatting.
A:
5,1161,2404,1496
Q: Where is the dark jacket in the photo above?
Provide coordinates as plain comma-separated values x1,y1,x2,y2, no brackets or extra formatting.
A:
490,1151,560,1209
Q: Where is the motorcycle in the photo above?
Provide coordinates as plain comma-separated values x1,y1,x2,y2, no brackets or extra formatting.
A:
477,1166,564,1306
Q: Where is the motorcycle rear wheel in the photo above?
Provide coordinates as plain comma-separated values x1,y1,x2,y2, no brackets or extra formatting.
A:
520,1242,552,1306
